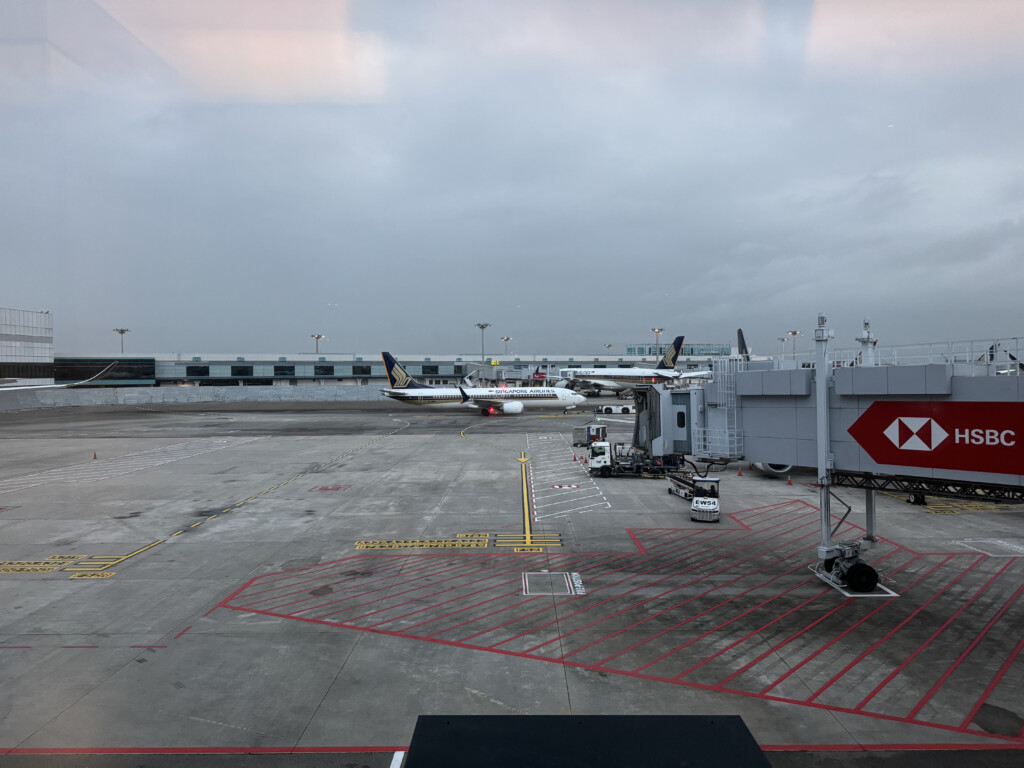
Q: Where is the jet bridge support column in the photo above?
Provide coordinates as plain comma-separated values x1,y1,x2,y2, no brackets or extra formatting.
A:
864,489,878,543
815,314,834,559
813,314,879,593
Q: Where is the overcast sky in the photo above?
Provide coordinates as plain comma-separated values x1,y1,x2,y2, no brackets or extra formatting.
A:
2,0,1022,357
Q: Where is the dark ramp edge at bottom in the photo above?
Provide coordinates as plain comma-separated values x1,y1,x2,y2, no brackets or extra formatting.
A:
404,714,770,768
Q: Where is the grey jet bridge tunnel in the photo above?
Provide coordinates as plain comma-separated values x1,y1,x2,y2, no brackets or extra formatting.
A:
631,318,1024,593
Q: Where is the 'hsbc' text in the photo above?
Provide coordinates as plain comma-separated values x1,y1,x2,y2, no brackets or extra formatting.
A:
954,429,1016,446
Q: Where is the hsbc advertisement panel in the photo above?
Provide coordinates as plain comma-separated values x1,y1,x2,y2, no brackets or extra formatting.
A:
847,401,1024,475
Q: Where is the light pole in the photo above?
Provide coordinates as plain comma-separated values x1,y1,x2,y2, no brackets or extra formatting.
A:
311,334,326,354
113,328,131,354
787,330,801,361
604,344,613,354
650,327,664,354
777,337,788,358
501,336,511,356
475,322,491,363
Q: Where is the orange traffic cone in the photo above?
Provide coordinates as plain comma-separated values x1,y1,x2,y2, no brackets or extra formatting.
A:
93,452,97,460
786,475,792,485
737,467,743,477
573,453,577,462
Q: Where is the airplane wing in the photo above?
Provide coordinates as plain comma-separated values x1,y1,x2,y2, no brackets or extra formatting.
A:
675,370,712,380
0,362,118,392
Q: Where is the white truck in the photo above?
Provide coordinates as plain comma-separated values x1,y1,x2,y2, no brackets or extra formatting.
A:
594,402,635,415
667,472,721,522
587,441,672,478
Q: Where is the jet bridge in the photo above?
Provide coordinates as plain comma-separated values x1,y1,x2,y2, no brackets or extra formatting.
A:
632,318,1024,593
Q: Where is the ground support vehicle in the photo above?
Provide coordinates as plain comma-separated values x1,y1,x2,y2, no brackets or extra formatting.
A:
667,472,721,521
572,424,607,447
587,441,676,478
595,403,635,414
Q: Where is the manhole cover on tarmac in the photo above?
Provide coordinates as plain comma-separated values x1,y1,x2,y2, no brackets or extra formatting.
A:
522,572,573,595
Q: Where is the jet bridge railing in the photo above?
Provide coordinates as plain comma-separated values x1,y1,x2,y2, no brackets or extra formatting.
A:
829,338,1024,373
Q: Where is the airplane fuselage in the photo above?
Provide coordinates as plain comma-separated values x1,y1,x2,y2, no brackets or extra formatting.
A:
382,386,583,409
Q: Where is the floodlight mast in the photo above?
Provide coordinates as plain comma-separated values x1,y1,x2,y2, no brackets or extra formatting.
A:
650,327,664,353
113,328,131,354
475,322,491,363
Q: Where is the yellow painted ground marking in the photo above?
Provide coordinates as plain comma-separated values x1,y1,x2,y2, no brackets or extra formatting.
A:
2,555,83,573
355,536,491,550
171,531,184,536
70,572,113,579
63,541,164,574
190,522,203,528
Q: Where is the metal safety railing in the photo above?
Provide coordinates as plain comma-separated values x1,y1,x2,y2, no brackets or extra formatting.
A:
776,337,1024,376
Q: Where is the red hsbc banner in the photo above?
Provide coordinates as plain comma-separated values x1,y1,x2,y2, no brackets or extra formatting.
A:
847,401,1024,476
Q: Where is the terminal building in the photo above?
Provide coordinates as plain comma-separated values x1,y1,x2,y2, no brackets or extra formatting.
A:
0,307,731,389
0,307,54,387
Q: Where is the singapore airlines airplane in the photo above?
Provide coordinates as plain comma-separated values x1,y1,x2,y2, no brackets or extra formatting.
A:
557,336,711,394
380,353,587,415
0,362,118,391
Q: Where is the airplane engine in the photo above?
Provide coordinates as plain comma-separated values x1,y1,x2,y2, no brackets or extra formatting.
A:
500,401,524,414
755,462,793,477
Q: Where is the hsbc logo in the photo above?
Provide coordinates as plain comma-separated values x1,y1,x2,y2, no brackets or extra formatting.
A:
850,402,1024,475
883,417,1017,450
883,417,949,451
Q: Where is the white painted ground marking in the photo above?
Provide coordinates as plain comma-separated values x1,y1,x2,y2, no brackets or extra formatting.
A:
955,539,1024,557
390,751,406,768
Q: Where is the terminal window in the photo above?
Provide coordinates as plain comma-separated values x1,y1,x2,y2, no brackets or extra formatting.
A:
315,365,334,376
231,365,253,377
186,365,209,377
274,365,295,377
422,365,439,375
352,365,371,376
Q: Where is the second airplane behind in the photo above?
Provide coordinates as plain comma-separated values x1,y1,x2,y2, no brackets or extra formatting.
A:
555,335,711,394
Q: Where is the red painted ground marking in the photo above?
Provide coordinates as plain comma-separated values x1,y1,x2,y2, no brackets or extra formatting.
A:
130,645,168,649
910,578,1024,720
716,548,905,689
854,559,1016,712
805,555,974,703
962,626,1024,730
0,506,18,513
218,502,1024,745
308,485,351,492
173,626,191,640
513,541,758,655
761,554,941,697
0,646,32,649
62,646,99,649
626,529,646,553
562,521,829,664
426,555,632,641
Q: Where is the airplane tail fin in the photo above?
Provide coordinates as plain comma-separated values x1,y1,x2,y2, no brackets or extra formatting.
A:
459,386,471,404
656,336,685,370
737,329,750,362
381,352,432,389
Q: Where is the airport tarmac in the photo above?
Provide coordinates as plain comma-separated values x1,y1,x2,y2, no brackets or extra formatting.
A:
0,399,1022,767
